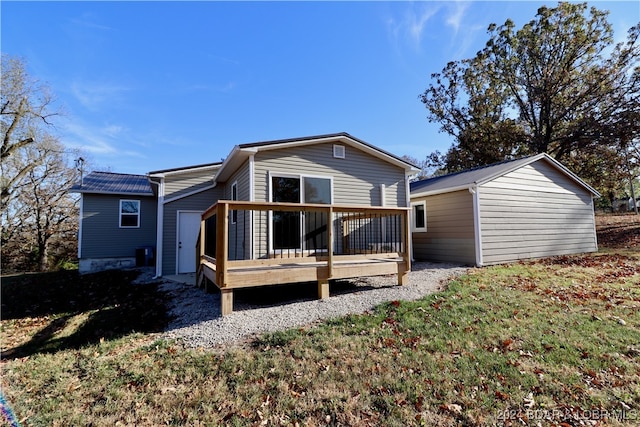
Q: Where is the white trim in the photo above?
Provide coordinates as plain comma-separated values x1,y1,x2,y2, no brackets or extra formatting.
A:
78,194,84,259
163,183,216,205
249,154,255,259
152,178,165,277
470,186,483,267
175,210,203,275
333,144,345,159
149,163,220,178
591,195,598,252
410,201,427,233
411,183,475,199
119,199,141,228
405,172,414,261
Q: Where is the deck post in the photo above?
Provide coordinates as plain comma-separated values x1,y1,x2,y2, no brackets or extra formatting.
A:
216,202,229,287
327,205,334,279
221,288,233,315
399,209,411,286
318,279,329,299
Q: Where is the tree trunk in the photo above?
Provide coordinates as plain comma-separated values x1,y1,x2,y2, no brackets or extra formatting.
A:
38,241,48,272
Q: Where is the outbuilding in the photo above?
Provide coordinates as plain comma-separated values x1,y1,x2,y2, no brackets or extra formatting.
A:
410,153,600,266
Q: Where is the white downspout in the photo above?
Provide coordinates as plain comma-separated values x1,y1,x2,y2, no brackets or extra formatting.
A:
77,194,84,260
470,185,483,267
249,154,255,259
151,177,165,278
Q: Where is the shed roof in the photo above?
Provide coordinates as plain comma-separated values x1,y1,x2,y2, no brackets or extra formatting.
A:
70,171,154,196
410,153,600,197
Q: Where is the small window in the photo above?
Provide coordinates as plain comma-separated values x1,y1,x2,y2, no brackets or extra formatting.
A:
230,182,238,224
412,201,426,232
333,144,345,159
120,200,140,228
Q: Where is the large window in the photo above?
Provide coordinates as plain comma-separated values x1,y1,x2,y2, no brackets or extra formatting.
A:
270,174,332,251
120,200,140,228
411,201,426,232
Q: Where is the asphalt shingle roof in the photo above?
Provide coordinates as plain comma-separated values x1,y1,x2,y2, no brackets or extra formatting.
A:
70,171,154,195
410,153,599,197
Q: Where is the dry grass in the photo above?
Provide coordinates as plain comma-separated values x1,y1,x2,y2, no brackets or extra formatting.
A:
1,217,639,426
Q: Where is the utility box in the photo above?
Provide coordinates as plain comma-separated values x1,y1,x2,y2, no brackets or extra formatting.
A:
135,246,155,267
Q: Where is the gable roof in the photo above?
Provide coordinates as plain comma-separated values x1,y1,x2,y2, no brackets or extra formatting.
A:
214,132,419,182
410,153,600,197
70,171,154,196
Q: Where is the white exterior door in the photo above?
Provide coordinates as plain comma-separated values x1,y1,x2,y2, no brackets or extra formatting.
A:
177,211,201,274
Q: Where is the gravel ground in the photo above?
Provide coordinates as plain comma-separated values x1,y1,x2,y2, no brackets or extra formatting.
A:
156,262,467,348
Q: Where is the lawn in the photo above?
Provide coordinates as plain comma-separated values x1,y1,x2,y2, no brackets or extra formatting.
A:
1,214,639,426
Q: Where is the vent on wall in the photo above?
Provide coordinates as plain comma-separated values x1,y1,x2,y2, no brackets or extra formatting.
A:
333,144,345,159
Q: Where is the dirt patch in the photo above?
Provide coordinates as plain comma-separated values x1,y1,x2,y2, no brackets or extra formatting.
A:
596,213,640,249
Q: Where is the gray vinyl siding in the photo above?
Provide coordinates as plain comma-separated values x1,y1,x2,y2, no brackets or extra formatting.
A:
250,143,407,258
224,161,251,260
252,143,407,206
164,170,216,201
81,194,157,258
162,187,224,275
478,162,597,265
411,190,475,264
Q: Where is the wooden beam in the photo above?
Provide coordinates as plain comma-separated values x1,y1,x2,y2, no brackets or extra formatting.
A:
221,289,233,315
318,279,329,299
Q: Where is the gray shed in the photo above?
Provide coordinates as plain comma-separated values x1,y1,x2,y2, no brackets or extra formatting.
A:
410,153,600,266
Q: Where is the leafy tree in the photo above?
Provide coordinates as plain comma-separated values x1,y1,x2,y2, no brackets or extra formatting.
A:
420,2,640,196
1,54,82,271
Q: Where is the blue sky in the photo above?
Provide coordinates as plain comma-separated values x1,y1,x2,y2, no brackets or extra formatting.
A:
3,1,639,174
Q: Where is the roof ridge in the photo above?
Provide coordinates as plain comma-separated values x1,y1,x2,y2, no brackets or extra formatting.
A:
421,154,538,183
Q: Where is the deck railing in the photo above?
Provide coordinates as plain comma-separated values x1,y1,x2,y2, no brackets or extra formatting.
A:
196,201,411,310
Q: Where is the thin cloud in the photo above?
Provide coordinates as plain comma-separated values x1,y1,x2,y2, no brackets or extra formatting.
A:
62,121,143,159
445,1,470,35
386,4,440,51
70,81,131,110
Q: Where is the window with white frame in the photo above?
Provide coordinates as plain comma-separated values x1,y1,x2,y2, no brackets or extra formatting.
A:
230,181,238,224
411,201,426,232
120,200,140,228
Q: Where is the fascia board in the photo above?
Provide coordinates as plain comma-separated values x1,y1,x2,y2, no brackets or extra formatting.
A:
71,190,154,197
410,184,473,199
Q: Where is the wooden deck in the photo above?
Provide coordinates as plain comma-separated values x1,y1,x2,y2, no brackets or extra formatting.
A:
196,201,411,315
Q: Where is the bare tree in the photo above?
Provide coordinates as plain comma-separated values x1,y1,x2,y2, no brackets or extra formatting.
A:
1,54,58,212
1,54,83,271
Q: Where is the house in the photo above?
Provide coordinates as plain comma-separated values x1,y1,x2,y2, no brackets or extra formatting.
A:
71,171,158,273
409,153,600,266
72,133,419,312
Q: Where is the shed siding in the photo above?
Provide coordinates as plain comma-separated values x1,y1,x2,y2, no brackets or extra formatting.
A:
479,162,597,265
412,190,475,264
164,170,215,201
252,143,407,206
162,187,224,274
81,194,157,258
